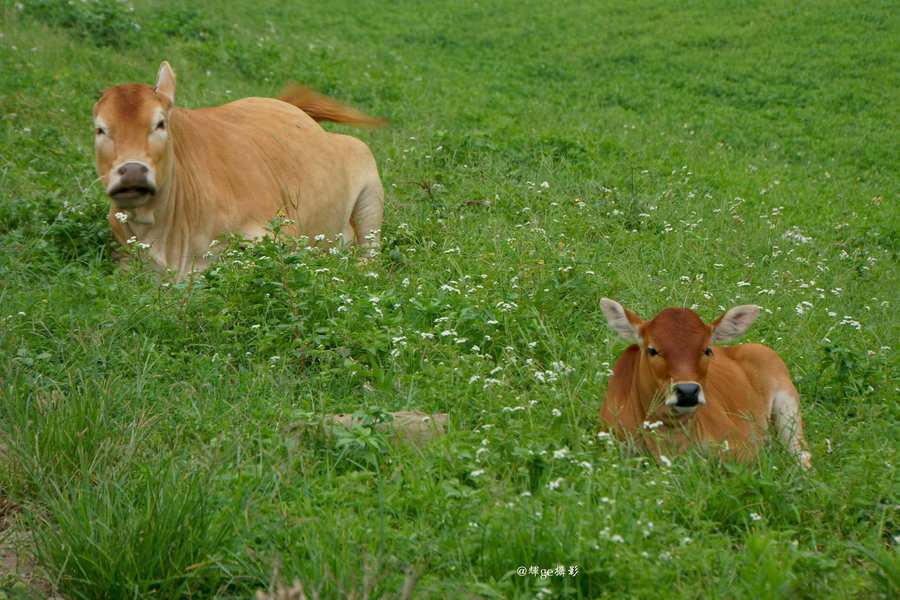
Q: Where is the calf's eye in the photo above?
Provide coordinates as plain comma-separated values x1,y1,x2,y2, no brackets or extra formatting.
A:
705,347,713,356
647,347,658,357
95,126,106,136
156,119,166,131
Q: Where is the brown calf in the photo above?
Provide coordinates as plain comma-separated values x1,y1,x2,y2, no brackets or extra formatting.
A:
599,298,811,469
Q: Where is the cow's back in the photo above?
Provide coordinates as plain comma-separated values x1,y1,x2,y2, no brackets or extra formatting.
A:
702,343,791,436
169,98,354,243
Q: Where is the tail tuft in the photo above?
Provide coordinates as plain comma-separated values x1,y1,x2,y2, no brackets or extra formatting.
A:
277,84,387,130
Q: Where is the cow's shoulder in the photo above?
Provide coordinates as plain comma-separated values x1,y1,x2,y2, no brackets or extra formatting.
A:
600,345,642,431
608,343,640,387
712,343,789,382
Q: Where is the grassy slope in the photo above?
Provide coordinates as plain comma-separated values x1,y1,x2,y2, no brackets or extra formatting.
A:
1,0,898,598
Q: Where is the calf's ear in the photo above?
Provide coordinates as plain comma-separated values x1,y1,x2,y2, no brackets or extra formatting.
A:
600,298,642,342
154,61,176,108
710,305,759,343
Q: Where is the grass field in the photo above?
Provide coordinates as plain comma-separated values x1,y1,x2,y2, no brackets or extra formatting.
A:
1,0,899,598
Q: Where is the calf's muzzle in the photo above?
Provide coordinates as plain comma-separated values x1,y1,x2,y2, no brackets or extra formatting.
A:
674,383,702,407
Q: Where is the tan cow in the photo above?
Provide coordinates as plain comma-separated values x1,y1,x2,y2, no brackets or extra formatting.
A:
599,298,811,470
93,61,384,275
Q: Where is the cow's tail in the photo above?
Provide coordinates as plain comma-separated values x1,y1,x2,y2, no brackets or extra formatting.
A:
277,84,386,130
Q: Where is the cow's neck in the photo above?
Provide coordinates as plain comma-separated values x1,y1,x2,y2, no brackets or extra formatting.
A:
124,204,156,231
635,356,663,422
120,174,199,275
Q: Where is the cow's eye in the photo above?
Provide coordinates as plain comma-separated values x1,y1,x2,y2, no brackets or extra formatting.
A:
95,126,106,136
705,347,713,357
156,119,166,131
647,347,658,357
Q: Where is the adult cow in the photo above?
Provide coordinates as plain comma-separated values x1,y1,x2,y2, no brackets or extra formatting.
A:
598,298,811,470
93,61,384,276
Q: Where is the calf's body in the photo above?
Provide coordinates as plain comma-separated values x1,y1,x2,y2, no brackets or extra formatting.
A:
599,299,811,469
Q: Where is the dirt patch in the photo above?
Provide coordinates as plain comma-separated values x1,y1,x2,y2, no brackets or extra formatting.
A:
0,456,58,598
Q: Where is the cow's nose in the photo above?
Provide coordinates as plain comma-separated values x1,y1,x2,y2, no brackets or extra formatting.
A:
117,162,150,177
674,383,701,407
117,162,149,183
117,163,148,176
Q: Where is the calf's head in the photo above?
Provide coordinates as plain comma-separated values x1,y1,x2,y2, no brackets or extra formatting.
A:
600,298,759,417
92,61,176,209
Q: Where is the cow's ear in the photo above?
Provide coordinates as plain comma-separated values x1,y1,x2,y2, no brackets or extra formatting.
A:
600,298,642,342
710,305,759,343
154,61,176,108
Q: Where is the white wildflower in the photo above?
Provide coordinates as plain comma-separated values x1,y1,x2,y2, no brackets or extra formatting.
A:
839,316,861,330
783,228,812,244
550,361,574,375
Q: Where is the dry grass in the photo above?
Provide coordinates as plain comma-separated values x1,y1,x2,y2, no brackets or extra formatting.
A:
254,557,421,600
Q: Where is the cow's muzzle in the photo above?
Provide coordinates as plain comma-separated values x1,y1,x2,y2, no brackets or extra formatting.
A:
108,162,156,207
665,382,705,414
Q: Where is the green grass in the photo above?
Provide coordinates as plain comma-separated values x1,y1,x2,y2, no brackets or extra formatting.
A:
1,0,899,597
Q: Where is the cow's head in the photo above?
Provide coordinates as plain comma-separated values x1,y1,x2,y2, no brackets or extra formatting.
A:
600,298,759,418
92,61,176,209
